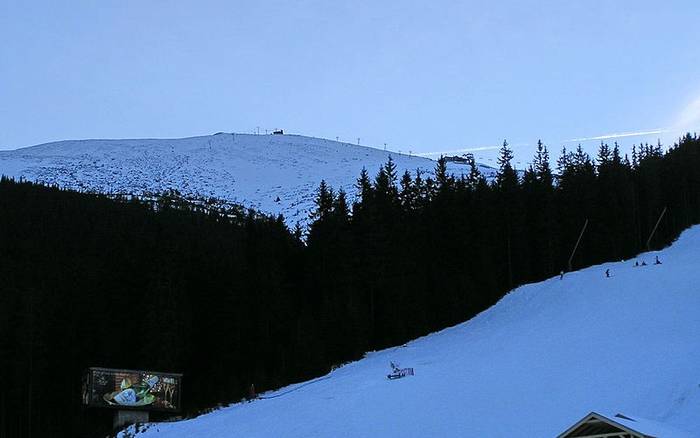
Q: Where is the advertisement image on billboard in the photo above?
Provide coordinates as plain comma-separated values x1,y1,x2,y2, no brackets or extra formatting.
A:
83,367,182,412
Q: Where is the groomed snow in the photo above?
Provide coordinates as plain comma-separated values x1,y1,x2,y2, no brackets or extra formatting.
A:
0,133,494,226
122,226,700,437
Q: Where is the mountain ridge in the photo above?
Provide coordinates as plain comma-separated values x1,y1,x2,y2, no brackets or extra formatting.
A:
0,133,495,226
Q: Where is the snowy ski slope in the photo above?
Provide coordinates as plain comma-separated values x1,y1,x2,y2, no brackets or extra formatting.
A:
0,133,494,226
123,226,700,437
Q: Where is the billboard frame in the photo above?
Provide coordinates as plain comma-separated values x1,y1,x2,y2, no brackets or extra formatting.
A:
83,367,183,413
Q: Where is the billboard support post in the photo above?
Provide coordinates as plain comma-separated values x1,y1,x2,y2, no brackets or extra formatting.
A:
84,367,181,434
114,410,149,429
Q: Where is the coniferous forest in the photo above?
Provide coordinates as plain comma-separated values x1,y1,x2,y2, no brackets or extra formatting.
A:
1,135,700,437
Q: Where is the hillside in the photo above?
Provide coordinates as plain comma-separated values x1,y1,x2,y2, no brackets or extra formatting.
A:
0,133,494,226
124,226,700,437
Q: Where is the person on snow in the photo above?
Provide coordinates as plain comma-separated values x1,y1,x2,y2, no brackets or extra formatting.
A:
641,260,647,266
559,270,564,280
655,256,662,265
634,261,639,267
605,269,610,278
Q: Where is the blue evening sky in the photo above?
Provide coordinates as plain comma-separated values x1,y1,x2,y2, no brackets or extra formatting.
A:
2,1,700,162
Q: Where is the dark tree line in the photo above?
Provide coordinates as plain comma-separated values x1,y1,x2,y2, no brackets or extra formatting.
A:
0,184,308,437
303,134,700,356
0,134,699,437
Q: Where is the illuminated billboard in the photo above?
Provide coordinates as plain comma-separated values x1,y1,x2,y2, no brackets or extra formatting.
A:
83,367,182,412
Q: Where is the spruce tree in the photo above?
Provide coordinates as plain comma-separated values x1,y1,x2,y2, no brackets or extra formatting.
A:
435,156,453,191
533,140,553,186
465,153,484,189
309,180,334,221
354,168,372,206
496,140,517,189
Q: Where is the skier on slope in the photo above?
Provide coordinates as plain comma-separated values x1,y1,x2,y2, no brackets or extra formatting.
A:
655,256,662,265
605,269,610,278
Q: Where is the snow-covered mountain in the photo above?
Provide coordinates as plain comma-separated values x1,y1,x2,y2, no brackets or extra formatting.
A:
0,133,494,226
122,226,700,437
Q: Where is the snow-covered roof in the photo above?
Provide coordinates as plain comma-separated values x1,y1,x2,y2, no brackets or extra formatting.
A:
610,413,695,438
557,412,696,438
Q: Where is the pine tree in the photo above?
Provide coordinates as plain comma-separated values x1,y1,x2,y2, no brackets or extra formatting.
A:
494,140,521,288
557,146,570,175
435,156,453,191
605,142,619,166
355,168,372,204
572,144,593,170
384,156,398,187
414,168,428,206
465,153,484,189
597,142,611,167
533,140,553,186
293,222,305,242
374,157,399,205
496,140,516,186
333,189,350,220
309,180,334,221
399,170,416,210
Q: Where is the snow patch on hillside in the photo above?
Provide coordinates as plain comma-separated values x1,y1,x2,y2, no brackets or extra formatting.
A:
121,226,700,437
0,133,495,226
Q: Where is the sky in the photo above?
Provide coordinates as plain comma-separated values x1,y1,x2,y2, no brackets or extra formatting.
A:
2,0,700,164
